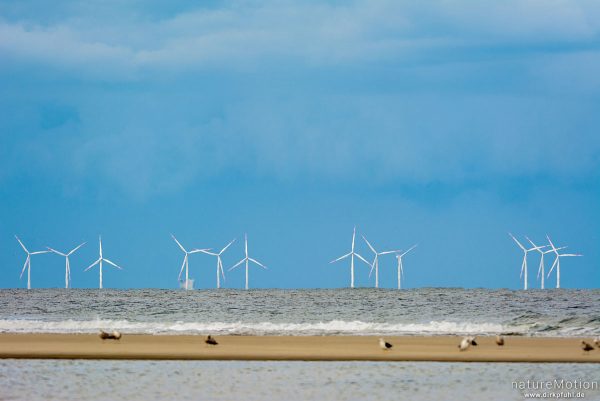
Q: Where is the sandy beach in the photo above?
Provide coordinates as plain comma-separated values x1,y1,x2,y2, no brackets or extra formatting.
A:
1,334,599,362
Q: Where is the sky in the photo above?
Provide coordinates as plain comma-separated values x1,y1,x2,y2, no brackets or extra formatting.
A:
1,0,599,289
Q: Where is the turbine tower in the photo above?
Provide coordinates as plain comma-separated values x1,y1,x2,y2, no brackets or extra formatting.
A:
85,236,123,289
330,226,370,288
47,242,86,288
526,237,564,290
546,235,582,289
395,244,418,289
509,233,545,290
229,234,267,290
204,239,236,289
15,235,49,290
362,235,400,288
171,234,211,290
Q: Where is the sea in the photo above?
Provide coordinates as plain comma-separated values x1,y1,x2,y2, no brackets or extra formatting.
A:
1,288,599,401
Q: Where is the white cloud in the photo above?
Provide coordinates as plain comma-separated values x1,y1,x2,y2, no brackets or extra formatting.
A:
2,0,600,196
2,0,600,78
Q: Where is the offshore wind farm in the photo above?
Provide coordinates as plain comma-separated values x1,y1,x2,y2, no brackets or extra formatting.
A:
6,227,586,291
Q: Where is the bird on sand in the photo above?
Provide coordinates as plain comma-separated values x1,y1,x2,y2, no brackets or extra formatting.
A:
581,341,594,352
379,338,393,350
466,336,478,346
594,337,600,347
99,330,122,340
458,337,471,351
495,335,504,346
205,335,218,345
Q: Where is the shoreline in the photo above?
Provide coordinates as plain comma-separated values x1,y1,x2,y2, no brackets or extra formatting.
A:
1,334,599,362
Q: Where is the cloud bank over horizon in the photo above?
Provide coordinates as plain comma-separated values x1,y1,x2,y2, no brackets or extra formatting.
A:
1,0,600,197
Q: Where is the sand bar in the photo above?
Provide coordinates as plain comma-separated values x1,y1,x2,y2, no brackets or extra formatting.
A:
0,334,599,362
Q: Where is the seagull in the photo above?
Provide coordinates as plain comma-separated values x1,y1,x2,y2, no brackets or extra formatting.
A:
379,338,393,350
594,337,599,347
581,341,594,352
458,337,471,351
205,335,218,345
99,330,122,340
467,336,478,346
495,335,504,346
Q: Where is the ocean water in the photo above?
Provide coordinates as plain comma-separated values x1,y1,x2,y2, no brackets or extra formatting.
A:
1,289,599,401
1,360,599,401
0,288,599,336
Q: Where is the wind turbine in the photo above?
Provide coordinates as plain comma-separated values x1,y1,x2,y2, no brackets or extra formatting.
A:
47,242,86,288
85,236,123,289
546,235,582,289
395,244,418,289
171,234,211,290
15,235,49,290
526,237,564,290
229,234,266,290
509,233,545,290
362,235,400,288
204,239,236,289
330,226,370,288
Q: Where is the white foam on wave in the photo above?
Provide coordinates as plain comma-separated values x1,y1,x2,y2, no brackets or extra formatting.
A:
0,319,534,336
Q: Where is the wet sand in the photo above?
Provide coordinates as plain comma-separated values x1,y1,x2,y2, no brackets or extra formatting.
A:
0,334,599,362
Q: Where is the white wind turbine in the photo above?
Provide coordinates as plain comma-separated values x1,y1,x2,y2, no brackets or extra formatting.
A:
47,242,86,289
15,236,49,290
85,236,123,289
330,226,370,288
229,234,267,290
546,235,582,289
526,237,565,290
395,244,418,289
509,233,545,290
171,234,211,290
204,239,236,289
362,235,400,288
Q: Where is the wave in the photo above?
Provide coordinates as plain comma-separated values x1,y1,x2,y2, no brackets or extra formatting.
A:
0,319,538,336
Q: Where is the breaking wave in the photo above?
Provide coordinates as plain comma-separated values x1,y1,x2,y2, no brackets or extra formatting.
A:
0,319,535,336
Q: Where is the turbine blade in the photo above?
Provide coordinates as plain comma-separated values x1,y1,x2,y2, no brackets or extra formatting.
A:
249,257,267,269
400,244,418,257
229,258,246,271
379,250,401,255
31,251,49,255
547,258,558,277
560,254,582,257
362,235,376,254
520,258,525,279
509,233,525,250
15,236,28,253
546,234,557,252
219,259,226,281
20,256,29,278
220,238,236,254
525,236,538,248
47,247,66,256
330,252,351,263
354,253,370,266
68,242,86,255
104,259,122,270
85,259,101,271
189,248,212,254
171,234,186,253
178,255,186,281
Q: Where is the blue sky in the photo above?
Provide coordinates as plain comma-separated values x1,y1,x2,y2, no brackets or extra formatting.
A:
1,0,599,289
